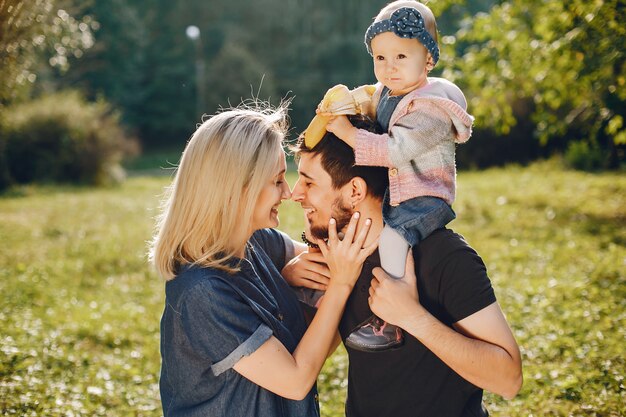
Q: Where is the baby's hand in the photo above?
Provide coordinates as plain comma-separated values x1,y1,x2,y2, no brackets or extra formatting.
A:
325,115,357,148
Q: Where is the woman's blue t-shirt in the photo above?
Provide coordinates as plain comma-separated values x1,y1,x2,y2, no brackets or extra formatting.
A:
159,228,319,417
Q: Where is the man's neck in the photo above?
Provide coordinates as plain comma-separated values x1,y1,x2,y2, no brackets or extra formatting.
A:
353,199,384,248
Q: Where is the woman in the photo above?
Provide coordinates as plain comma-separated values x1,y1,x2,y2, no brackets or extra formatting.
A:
150,104,375,416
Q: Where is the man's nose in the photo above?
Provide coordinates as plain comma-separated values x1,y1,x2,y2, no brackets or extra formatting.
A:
291,179,304,202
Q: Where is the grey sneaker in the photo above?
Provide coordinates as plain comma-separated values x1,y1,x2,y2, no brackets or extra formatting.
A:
345,315,403,352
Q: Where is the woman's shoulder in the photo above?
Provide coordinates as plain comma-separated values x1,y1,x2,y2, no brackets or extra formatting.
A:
250,228,282,244
250,227,292,247
250,228,293,271
166,264,235,298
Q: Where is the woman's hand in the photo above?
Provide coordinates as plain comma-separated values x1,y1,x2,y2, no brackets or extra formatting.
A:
281,248,330,291
317,212,377,290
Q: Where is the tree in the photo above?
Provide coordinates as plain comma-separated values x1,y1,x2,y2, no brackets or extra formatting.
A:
56,0,466,146
0,0,95,107
444,0,625,167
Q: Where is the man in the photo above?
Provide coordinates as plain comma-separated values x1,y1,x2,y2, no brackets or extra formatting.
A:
289,117,522,417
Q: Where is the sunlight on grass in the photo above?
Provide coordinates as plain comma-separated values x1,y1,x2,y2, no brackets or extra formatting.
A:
0,162,624,416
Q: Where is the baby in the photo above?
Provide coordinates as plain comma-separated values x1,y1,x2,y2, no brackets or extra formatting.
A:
321,0,474,351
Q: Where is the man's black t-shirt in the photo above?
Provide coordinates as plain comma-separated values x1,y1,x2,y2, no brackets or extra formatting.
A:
339,228,497,417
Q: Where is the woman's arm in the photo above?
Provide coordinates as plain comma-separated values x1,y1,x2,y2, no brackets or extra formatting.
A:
233,286,351,399
234,213,376,400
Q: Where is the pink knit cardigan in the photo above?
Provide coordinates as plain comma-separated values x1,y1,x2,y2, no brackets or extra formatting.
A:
354,78,474,206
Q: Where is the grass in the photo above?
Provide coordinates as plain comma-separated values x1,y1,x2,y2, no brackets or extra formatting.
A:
0,160,624,416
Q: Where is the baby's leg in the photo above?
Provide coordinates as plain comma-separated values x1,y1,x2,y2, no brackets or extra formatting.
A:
345,224,406,352
379,225,409,279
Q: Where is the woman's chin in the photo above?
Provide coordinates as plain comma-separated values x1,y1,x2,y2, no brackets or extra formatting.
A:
268,214,279,228
252,216,279,231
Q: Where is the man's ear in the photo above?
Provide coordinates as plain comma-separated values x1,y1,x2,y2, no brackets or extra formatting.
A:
347,177,368,207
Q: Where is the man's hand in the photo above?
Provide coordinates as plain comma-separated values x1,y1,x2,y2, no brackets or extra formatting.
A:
281,248,330,291
368,253,425,328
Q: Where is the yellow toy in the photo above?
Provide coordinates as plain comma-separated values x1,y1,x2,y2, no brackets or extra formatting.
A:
303,84,376,148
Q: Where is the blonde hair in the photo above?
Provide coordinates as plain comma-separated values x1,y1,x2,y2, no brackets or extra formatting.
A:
149,104,288,280
376,0,438,44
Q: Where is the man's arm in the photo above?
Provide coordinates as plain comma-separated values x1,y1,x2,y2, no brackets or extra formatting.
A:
368,257,523,399
282,243,330,290
405,301,522,399
292,240,308,256
281,214,330,290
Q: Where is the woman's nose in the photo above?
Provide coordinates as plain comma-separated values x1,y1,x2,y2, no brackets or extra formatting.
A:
281,181,292,200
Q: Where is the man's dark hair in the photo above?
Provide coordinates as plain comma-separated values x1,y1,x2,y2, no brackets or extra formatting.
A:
293,115,388,200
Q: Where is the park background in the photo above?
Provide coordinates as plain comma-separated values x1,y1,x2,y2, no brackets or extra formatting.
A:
0,0,624,415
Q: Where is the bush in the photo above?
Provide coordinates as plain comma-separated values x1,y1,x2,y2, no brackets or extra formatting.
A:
564,140,607,171
0,137,10,191
0,91,137,190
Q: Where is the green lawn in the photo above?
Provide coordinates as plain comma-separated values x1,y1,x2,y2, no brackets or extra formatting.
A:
1,161,624,416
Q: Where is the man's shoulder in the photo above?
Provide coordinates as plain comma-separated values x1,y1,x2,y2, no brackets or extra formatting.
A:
419,227,472,250
413,228,478,265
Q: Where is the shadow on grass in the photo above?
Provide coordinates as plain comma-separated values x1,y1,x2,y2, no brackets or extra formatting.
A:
574,212,626,246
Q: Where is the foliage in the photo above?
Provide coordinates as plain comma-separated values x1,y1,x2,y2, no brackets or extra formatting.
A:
0,163,624,415
3,0,624,168
445,0,626,167
54,0,147,135
0,91,138,189
203,41,278,113
564,140,607,171
0,130,10,190
59,0,463,146
0,0,96,106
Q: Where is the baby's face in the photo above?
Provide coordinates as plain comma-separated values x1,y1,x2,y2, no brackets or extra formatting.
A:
371,32,431,95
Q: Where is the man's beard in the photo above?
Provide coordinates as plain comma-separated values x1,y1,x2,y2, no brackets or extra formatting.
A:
310,196,353,240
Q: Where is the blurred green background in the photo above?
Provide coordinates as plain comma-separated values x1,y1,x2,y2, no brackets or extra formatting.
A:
1,0,625,183
0,0,625,415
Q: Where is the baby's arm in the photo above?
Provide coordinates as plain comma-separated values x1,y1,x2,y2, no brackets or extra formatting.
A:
324,114,357,148
322,107,450,167
355,108,452,169
315,83,376,148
